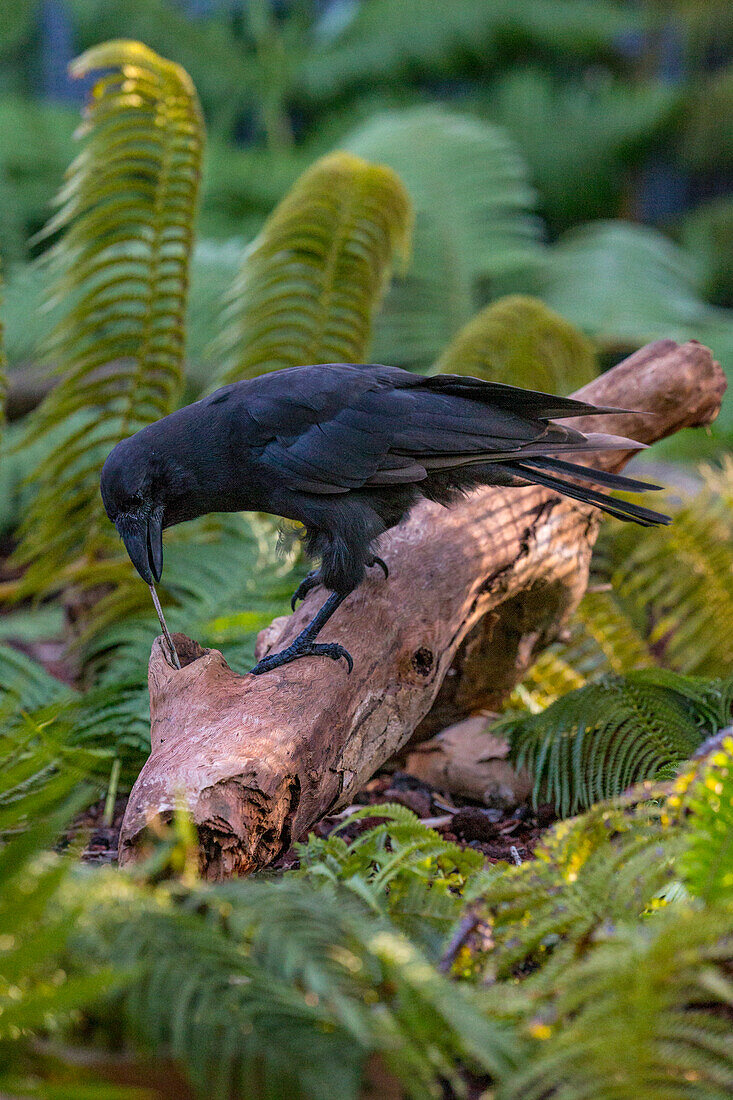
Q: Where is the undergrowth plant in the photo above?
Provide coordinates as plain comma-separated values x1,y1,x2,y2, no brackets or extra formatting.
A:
0,34,732,1100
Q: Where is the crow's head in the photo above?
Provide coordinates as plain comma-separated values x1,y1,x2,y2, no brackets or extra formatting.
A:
100,438,165,585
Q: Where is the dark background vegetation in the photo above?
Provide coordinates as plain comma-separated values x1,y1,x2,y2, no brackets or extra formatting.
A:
2,0,731,443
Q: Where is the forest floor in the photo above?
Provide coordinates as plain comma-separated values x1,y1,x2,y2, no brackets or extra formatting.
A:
72,770,553,870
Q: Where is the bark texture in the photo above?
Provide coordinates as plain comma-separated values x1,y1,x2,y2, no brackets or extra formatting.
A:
119,340,726,877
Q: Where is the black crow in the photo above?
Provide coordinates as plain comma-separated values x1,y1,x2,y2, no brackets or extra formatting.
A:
100,362,669,674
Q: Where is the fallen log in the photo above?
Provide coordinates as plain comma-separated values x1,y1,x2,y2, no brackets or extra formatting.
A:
119,340,726,876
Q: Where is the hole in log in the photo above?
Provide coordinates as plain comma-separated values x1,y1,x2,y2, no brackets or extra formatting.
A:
170,634,208,668
411,647,434,677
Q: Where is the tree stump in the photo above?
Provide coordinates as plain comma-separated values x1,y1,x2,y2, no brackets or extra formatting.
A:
119,340,726,877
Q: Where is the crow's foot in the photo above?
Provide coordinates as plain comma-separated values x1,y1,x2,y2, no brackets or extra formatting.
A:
290,570,321,612
367,555,389,579
250,640,353,676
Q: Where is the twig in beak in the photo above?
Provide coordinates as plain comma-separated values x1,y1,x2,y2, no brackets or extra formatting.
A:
148,583,181,669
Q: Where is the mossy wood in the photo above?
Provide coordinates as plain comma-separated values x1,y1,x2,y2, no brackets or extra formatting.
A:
119,340,726,876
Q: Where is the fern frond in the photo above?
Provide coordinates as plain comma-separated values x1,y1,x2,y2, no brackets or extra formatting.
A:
434,294,597,390
675,735,733,906
541,221,733,407
499,906,733,1100
485,67,678,232
13,40,204,598
597,480,733,678
0,261,7,436
345,107,543,369
509,588,656,711
210,151,411,386
83,871,517,1100
304,0,641,100
502,670,733,816
478,798,683,987
298,804,484,952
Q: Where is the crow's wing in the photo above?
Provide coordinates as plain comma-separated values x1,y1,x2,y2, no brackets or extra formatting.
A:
230,363,629,495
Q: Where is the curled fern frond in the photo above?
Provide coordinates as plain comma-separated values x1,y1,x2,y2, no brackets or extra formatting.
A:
502,669,733,816
434,294,597,391
211,151,412,386
13,40,204,598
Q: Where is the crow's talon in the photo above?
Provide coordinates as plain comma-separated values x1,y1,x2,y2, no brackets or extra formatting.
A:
290,570,321,612
250,640,353,676
367,555,389,579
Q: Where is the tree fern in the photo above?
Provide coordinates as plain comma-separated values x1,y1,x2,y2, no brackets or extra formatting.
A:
210,151,411,386
345,106,543,369
501,670,733,816
434,294,597,389
13,40,204,599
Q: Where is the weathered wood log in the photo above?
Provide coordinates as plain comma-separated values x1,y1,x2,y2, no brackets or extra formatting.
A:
404,714,533,809
119,340,726,876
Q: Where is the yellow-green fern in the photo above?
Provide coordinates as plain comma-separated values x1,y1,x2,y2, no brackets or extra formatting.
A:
13,40,204,599
597,471,733,678
211,151,412,386
0,261,6,438
434,294,597,391
676,735,733,905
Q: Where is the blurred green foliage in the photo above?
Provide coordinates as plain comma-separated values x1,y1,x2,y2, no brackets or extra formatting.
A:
0,20,732,1096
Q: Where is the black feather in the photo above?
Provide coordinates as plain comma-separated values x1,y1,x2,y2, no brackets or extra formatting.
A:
101,363,670,662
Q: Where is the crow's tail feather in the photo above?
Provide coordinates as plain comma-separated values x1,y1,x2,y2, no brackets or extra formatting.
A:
509,458,671,527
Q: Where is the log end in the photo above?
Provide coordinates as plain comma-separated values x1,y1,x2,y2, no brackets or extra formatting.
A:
119,635,305,879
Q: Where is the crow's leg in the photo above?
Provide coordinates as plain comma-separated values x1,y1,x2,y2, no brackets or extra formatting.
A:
290,569,321,612
250,592,352,676
290,557,387,612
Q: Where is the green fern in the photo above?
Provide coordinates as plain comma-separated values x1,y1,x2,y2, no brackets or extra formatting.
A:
297,803,485,952
596,469,733,678
346,106,543,369
476,797,683,987
210,151,411,386
303,0,641,100
0,261,6,436
12,40,205,599
499,906,733,1100
485,67,678,231
511,464,733,710
676,735,733,905
540,221,733,418
501,669,733,816
82,868,517,1100
434,294,597,390
508,588,659,711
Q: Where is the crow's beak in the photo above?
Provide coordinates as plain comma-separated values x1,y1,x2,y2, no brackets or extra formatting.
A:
116,509,163,584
